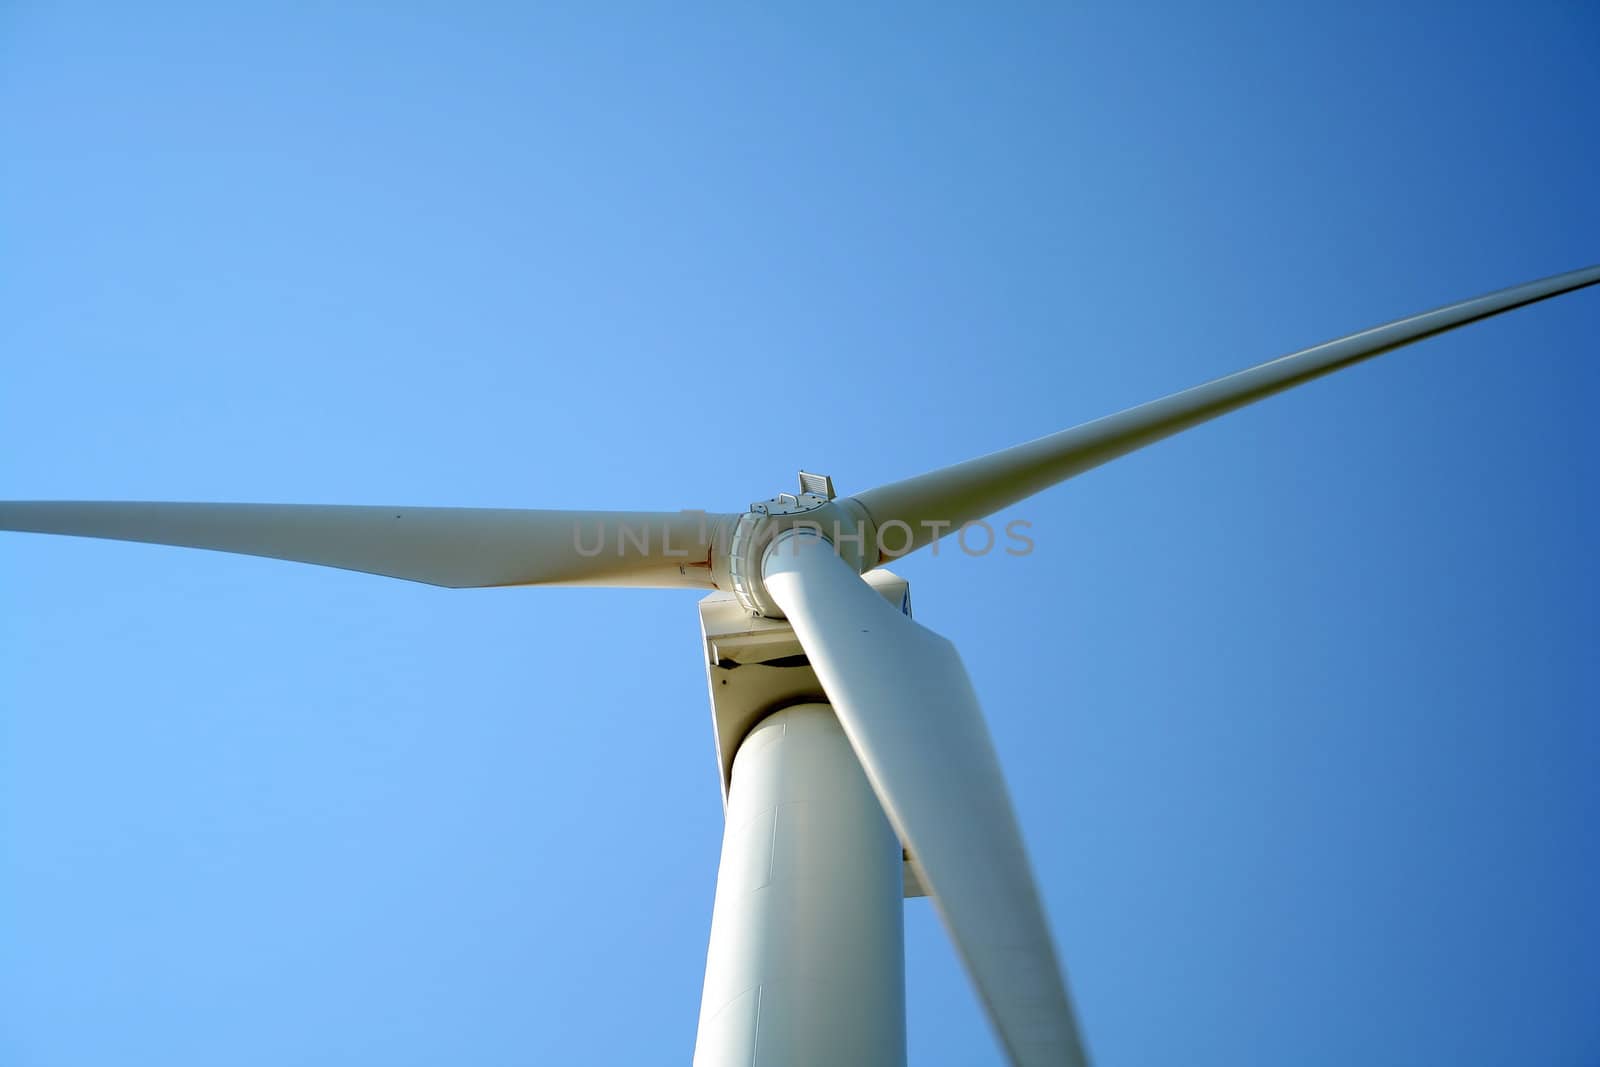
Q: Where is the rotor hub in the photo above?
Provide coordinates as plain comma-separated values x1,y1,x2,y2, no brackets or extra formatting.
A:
718,472,875,618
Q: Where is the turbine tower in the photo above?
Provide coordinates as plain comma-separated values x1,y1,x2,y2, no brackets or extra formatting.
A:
4,266,1596,1066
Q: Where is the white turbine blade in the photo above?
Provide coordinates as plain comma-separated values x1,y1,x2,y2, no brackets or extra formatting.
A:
0,501,725,589
763,535,1089,1067
852,264,1600,557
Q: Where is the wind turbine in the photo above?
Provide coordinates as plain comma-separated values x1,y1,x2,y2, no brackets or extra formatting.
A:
3,265,1596,1066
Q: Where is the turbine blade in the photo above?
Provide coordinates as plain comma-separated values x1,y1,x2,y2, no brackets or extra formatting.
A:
763,534,1090,1067
851,264,1600,557
0,501,724,588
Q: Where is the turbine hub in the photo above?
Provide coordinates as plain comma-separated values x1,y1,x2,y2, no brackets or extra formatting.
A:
718,472,875,618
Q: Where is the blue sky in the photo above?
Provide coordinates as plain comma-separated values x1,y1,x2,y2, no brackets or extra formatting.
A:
2,5,1596,1065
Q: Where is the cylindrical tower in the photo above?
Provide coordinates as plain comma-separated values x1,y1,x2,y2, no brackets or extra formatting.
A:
693,703,906,1067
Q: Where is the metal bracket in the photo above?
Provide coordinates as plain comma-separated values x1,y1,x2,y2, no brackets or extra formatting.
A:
749,472,834,518
798,471,835,500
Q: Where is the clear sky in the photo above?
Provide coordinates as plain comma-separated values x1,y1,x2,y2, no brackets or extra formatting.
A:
2,5,1596,1065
